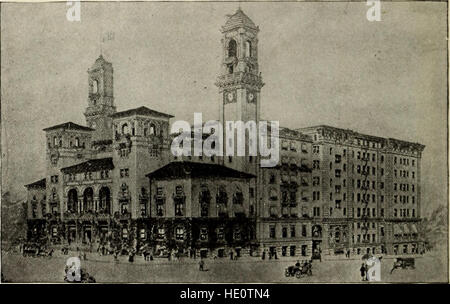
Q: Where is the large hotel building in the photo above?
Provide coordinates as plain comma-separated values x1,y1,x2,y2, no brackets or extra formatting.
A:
25,9,425,259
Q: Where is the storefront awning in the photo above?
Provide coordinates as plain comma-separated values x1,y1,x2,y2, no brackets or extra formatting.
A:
403,224,410,234
393,224,402,235
411,224,418,234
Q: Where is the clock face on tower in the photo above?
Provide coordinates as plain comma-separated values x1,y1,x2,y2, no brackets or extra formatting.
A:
247,91,256,104
224,90,236,104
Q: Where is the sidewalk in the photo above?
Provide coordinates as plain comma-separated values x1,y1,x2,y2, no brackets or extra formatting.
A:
32,249,310,266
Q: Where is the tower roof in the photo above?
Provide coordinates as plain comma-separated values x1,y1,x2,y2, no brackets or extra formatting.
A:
43,122,94,132
61,157,114,174
222,8,258,32
110,106,174,119
146,161,255,179
25,178,46,189
90,54,112,70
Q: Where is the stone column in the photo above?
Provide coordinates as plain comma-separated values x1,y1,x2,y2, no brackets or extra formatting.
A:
94,197,99,212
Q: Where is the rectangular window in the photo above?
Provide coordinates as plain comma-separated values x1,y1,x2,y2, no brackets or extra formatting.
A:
249,187,254,198
301,245,307,257
313,145,320,154
290,246,296,257
176,227,184,240
120,168,129,178
140,229,146,240
282,227,288,238
269,226,276,238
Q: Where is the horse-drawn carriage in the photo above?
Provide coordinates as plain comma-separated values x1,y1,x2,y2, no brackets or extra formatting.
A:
390,257,415,274
64,267,96,283
22,243,40,257
285,261,313,278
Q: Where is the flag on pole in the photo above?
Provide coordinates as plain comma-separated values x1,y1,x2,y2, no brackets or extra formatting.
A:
100,31,115,58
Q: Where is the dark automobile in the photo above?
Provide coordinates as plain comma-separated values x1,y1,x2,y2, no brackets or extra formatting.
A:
285,261,313,278
390,258,415,274
64,267,96,283
22,243,40,257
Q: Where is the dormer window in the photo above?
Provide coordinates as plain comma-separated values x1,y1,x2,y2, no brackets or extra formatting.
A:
93,79,98,93
122,123,129,135
149,124,156,136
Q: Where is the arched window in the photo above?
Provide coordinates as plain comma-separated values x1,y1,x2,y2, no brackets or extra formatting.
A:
200,187,210,217
245,40,252,57
228,39,237,57
99,187,111,214
51,188,58,201
75,137,80,147
53,136,57,147
92,79,98,93
67,189,78,212
122,123,129,135
83,187,94,212
149,124,156,136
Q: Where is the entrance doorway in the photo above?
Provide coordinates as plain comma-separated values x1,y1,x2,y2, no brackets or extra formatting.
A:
200,249,208,258
84,226,92,243
312,240,322,260
218,249,225,258
68,227,76,244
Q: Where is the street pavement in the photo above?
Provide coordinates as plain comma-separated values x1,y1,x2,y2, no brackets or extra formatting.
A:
1,249,447,283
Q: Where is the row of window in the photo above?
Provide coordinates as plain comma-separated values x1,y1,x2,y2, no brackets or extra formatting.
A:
354,222,378,229
394,183,415,192
269,224,309,239
394,169,415,179
281,141,309,153
66,170,111,182
355,192,383,204
354,234,377,243
394,208,416,218
393,195,416,204
49,136,84,149
120,168,129,178
394,156,415,167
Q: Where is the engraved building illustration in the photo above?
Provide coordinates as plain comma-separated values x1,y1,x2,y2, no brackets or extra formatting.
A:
24,8,425,260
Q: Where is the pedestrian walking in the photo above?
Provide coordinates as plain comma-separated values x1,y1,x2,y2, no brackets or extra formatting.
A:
360,263,367,281
199,259,205,271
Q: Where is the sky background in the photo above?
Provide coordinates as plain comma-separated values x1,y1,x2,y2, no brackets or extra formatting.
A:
1,2,447,216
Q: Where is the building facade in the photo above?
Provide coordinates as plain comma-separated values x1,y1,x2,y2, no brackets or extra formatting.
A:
25,8,425,259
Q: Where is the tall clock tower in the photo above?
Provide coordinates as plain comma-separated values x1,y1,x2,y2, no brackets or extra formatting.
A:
84,55,116,142
215,8,264,173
